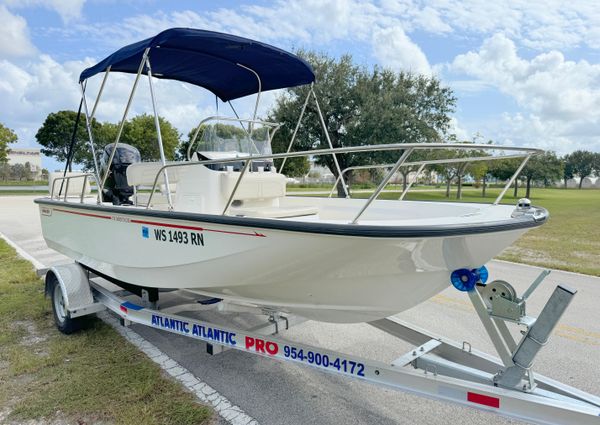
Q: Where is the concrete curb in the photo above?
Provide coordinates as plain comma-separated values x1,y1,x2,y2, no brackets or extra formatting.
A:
0,230,46,271
99,312,258,425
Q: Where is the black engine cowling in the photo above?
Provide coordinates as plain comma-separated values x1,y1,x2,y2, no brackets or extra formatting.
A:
99,143,141,205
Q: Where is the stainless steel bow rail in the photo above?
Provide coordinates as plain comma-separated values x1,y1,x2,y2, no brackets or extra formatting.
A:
143,142,541,222
45,263,600,425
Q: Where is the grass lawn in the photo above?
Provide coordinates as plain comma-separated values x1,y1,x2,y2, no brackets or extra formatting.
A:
0,180,48,186
0,240,213,425
0,190,48,196
344,187,600,276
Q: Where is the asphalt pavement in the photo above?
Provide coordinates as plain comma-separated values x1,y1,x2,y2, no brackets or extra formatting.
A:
1,195,599,425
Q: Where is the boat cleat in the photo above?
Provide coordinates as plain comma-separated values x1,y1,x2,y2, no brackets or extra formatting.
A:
511,198,547,220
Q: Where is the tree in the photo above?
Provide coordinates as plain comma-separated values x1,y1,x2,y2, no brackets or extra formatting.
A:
0,163,10,180
488,157,522,197
562,154,574,188
120,114,180,161
431,156,458,198
268,51,456,196
566,150,596,189
37,111,181,172
35,110,96,172
470,161,489,196
428,141,487,199
521,151,563,198
0,123,18,163
10,163,26,181
22,162,33,181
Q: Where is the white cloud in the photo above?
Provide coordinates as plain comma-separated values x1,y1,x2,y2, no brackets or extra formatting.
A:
0,5,36,58
448,34,600,122
484,112,600,155
0,51,278,156
4,0,85,23
6,0,600,163
65,1,429,77
445,34,600,153
380,0,600,51
371,26,431,75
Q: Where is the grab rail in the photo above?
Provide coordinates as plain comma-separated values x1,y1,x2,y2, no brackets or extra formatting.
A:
327,152,530,200
50,173,96,203
144,142,542,222
186,116,282,161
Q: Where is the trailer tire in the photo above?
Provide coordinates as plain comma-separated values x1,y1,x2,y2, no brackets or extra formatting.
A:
48,274,85,334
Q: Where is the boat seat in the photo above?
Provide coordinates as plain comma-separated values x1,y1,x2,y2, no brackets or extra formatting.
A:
127,162,181,186
220,171,286,200
220,171,317,217
228,205,318,218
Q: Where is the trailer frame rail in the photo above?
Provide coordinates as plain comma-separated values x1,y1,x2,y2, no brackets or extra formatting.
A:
84,279,600,425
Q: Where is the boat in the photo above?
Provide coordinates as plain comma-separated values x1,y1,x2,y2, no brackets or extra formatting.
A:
36,28,547,323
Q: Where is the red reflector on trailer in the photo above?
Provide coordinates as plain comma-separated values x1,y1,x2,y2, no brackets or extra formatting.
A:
467,392,500,408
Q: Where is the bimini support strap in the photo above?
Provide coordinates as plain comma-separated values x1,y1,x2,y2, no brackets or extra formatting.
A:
59,97,84,197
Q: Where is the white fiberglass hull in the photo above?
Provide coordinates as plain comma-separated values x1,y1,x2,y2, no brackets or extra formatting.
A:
36,198,545,323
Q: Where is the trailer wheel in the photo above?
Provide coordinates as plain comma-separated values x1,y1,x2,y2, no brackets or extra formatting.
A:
49,274,84,334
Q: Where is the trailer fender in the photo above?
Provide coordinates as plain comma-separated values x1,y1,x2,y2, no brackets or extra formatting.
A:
45,263,105,318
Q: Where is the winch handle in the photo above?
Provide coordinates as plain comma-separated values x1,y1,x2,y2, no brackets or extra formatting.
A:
521,269,552,302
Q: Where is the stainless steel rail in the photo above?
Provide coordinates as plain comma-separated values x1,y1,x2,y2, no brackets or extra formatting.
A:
50,173,96,203
350,148,414,224
327,152,530,199
144,142,542,220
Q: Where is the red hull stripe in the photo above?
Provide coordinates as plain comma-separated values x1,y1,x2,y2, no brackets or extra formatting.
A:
55,208,112,220
53,208,265,238
467,392,500,408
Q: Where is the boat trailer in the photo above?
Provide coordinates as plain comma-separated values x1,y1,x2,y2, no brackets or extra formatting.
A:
45,263,600,424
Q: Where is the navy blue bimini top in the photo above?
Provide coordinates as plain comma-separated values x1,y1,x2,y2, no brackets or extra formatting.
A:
80,28,315,101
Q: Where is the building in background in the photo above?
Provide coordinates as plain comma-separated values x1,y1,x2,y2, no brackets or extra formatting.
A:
6,148,43,180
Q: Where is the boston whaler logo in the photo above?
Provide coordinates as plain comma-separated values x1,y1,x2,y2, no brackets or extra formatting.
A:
40,207,52,216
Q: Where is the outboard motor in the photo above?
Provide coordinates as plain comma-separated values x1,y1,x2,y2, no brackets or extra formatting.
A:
99,143,141,205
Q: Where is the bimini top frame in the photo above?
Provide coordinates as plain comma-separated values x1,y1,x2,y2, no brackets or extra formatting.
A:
76,27,352,206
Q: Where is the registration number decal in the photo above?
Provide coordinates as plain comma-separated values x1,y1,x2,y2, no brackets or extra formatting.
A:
142,226,205,246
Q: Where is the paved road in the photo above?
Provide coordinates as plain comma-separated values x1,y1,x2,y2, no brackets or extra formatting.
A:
2,195,599,425
0,185,48,191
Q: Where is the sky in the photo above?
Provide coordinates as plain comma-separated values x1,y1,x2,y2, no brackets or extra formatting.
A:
2,0,600,172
